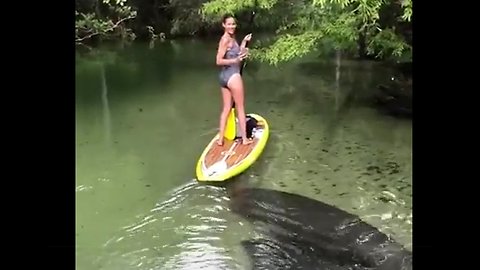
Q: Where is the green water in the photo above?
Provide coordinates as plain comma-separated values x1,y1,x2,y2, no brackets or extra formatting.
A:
75,40,412,269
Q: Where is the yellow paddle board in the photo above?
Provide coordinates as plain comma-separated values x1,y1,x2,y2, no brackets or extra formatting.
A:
196,113,269,182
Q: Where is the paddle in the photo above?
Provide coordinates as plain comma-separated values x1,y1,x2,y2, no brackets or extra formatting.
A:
240,9,256,75
224,6,257,141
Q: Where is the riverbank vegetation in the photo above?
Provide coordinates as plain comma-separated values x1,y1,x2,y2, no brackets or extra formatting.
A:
76,0,412,64
76,0,412,118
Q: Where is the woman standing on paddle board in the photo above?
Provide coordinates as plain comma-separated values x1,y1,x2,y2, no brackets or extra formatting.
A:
216,14,253,146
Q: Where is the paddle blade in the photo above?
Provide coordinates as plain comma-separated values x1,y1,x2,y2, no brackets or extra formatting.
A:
224,108,236,140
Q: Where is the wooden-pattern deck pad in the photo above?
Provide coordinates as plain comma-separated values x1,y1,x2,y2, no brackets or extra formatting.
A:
204,138,259,169
196,116,268,181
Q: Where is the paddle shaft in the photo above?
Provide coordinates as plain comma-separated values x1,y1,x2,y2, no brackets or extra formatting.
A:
232,7,256,109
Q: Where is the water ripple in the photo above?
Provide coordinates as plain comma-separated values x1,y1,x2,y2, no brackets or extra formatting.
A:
98,180,247,270
76,185,93,192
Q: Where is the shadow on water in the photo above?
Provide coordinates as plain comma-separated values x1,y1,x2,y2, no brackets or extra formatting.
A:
98,173,411,269
223,181,412,270
197,165,412,270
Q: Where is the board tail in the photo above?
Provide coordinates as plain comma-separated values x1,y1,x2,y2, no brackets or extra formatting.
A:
224,107,236,140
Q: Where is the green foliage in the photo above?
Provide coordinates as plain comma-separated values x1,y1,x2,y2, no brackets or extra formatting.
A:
76,13,112,38
74,0,412,64
367,27,410,59
202,0,412,64
318,9,359,47
401,0,412,22
76,0,137,43
168,0,212,35
201,0,254,18
313,0,355,9
253,31,323,64
201,0,275,20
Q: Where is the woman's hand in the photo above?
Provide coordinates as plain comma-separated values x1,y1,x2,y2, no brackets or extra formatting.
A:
236,48,249,62
243,33,252,42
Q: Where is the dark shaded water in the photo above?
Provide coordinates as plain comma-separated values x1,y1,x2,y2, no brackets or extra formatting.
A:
75,40,411,269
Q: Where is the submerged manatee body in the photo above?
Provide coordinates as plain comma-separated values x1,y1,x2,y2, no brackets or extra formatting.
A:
228,187,412,270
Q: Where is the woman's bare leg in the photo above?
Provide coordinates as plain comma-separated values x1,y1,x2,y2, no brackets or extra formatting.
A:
217,87,233,146
227,74,253,145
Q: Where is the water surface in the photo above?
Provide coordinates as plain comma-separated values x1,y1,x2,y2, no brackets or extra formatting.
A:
76,40,412,269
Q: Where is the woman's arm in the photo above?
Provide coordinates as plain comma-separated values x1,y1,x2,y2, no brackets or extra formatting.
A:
240,39,247,50
216,37,240,66
240,34,252,50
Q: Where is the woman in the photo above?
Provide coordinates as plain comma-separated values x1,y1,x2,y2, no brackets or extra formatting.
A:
216,14,253,146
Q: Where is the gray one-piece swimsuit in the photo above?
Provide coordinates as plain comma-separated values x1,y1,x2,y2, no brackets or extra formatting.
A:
219,40,241,88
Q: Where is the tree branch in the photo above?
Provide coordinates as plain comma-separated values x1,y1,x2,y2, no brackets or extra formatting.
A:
75,15,135,43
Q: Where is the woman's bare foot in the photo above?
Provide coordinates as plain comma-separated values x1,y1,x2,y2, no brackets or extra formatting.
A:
217,138,224,146
242,138,253,145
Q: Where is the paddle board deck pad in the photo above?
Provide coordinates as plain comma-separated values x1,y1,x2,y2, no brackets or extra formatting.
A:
196,113,269,182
